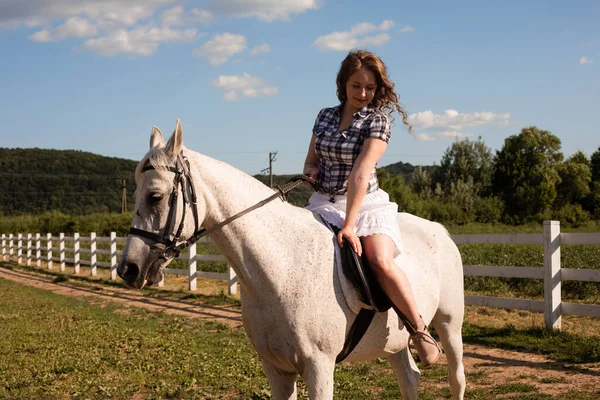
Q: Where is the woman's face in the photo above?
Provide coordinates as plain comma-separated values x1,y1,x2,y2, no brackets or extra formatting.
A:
345,67,377,113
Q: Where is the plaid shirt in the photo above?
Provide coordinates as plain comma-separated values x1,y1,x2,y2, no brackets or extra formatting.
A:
312,104,391,196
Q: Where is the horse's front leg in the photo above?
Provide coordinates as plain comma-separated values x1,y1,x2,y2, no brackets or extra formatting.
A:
387,346,421,400
301,353,336,400
262,360,298,400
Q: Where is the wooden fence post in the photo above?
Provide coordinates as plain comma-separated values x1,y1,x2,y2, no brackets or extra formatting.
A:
9,234,13,262
59,233,65,271
47,233,53,269
17,233,22,264
26,233,32,266
74,232,80,274
110,232,117,280
189,244,197,291
1,233,5,261
228,265,237,295
35,233,41,267
543,220,562,330
90,232,97,276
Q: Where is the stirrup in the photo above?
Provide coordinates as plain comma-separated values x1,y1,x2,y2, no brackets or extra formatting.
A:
409,327,443,367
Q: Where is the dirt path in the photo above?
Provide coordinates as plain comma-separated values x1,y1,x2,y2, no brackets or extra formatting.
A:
0,266,242,327
1,265,599,396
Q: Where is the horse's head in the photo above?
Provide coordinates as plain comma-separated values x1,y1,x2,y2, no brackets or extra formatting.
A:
118,119,205,288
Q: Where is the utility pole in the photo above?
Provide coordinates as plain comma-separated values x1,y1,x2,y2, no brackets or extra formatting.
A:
121,179,127,213
261,151,278,188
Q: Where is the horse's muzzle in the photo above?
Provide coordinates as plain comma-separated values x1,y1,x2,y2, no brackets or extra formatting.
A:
117,262,140,286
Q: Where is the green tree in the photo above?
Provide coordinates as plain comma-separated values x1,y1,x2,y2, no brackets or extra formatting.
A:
586,146,600,218
591,146,600,183
492,126,563,224
555,151,591,208
410,166,433,199
378,169,427,217
435,136,494,196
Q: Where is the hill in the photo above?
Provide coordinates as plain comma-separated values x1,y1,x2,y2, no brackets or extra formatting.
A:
0,148,137,216
0,148,434,215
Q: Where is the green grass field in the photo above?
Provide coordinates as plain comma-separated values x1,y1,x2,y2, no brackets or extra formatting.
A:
1,274,599,400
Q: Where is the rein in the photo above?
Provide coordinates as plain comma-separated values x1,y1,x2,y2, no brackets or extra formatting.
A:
129,153,319,260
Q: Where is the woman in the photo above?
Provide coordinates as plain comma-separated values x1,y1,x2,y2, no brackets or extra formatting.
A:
304,49,441,366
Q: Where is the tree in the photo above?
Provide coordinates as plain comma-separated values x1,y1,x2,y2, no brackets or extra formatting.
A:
591,146,600,183
410,166,433,199
586,146,600,218
555,151,591,208
434,137,494,196
492,126,563,223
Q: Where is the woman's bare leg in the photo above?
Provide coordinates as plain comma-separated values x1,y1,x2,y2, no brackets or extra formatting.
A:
361,234,441,365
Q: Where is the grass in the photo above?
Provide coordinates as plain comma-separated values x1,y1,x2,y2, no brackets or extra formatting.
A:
0,278,265,399
1,267,600,399
463,323,600,364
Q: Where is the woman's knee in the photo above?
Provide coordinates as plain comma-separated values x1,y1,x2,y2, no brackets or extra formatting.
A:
362,235,396,276
365,252,395,276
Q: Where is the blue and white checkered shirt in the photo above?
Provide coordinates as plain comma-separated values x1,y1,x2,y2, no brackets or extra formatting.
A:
312,104,391,196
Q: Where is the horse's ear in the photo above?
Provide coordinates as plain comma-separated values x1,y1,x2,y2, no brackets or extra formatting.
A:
150,126,165,149
165,119,183,157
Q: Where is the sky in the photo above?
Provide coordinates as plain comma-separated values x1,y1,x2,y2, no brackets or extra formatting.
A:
0,0,598,175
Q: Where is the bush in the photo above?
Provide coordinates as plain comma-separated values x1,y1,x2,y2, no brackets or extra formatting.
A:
423,201,469,224
553,203,590,228
474,196,504,224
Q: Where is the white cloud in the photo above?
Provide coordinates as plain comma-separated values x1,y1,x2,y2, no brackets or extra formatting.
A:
206,0,320,22
496,120,513,128
2,0,316,56
82,25,196,56
210,73,278,101
30,16,98,41
399,26,415,33
409,109,510,141
161,6,212,27
379,20,395,31
409,109,511,131
416,133,435,142
193,33,246,66
580,56,594,65
437,130,472,139
250,43,271,55
313,20,394,52
0,0,173,30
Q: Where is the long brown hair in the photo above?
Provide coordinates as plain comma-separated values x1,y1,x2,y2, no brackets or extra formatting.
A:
336,49,412,132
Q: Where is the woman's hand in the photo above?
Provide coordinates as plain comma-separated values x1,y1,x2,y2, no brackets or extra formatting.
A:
337,226,362,256
303,164,318,184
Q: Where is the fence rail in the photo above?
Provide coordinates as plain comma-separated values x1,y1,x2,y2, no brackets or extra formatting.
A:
2,220,599,330
0,232,237,295
453,221,600,329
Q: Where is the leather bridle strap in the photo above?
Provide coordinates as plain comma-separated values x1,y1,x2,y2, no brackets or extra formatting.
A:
169,175,320,255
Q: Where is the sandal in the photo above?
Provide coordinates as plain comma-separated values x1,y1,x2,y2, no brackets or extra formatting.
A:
409,317,443,366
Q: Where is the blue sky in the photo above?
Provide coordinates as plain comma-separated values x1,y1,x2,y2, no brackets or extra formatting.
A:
0,0,598,175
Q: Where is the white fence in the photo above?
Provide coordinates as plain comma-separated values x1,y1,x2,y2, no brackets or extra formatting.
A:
0,232,238,295
1,220,600,330
453,221,600,330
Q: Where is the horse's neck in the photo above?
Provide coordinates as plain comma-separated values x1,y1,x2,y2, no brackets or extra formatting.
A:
189,152,309,297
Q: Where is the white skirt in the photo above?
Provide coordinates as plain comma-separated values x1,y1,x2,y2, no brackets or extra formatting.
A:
306,189,404,256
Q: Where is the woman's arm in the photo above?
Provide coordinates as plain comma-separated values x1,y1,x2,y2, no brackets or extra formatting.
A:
338,138,388,255
303,134,319,180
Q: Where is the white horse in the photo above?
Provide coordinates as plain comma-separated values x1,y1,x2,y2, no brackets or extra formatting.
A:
118,120,466,400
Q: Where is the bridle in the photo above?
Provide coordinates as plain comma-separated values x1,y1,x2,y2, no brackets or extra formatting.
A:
128,152,319,260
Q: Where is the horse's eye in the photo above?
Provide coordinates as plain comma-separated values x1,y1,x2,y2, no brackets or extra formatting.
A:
148,192,164,204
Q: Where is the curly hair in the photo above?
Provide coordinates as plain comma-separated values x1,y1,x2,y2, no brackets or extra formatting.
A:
336,49,412,133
